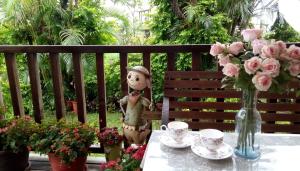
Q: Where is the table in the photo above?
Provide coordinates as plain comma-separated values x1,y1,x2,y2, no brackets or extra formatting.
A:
141,130,300,171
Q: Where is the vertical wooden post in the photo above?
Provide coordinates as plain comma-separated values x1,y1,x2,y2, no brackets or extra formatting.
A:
5,53,25,116
192,51,202,71
96,53,107,129
27,53,43,123
143,52,151,100
120,53,128,96
49,53,65,120
72,53,87,123
167,52,176,71
191,51,202,130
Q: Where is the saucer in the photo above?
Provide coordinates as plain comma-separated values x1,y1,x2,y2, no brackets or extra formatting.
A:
191,142,233,160
159,134,193,148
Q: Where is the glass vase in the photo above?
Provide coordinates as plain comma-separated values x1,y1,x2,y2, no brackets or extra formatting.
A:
234,89,261,160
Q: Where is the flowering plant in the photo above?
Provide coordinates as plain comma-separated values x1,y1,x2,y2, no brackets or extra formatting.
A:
100,144,147,171
210,28,300,92
0,116,37,153
97,127,123,146
30,120,96,164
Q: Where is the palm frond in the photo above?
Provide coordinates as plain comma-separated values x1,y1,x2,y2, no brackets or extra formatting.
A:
60,29,85,45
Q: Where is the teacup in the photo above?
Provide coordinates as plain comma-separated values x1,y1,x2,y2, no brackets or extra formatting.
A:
160,121,188,143
199,129,224,151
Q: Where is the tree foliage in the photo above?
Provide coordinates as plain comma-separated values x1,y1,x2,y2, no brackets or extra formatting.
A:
149,0,232,102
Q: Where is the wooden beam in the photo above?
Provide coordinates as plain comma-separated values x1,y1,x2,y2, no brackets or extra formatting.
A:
4,53,25,116
143,52,151,100
27,53,43,123
72,53,87,123
120,53,128,96
96,53,107,129
49,53,65,120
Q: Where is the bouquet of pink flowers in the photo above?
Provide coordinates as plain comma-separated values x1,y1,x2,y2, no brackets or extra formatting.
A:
210,28,300,92
210,29,300,159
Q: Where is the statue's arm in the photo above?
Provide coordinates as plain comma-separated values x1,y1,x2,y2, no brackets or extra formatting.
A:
141,97,151,107
119,96,128,105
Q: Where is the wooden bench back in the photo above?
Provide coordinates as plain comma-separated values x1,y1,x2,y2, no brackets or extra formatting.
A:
162,71,300,133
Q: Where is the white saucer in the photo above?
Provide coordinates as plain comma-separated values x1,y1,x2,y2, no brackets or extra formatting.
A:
191,142,233,160
159,134,193,148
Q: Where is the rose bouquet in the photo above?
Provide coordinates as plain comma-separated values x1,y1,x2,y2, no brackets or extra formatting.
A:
210,29,300,159
97,127,123,161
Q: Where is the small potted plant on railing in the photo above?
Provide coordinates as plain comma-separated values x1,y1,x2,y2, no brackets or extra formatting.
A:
30,120,96,171
0,116,37,171
100,144,147,171
97,127,123,161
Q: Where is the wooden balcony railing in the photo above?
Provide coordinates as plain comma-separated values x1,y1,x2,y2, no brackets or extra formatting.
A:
0,45,210,126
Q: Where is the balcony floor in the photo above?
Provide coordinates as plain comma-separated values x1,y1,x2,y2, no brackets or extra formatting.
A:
29,153,104,171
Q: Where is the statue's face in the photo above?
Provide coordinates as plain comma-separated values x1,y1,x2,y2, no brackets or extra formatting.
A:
127,71,147,91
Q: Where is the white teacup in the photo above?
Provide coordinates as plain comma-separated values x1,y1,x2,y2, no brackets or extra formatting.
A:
199,129,224,151
160,121,188,143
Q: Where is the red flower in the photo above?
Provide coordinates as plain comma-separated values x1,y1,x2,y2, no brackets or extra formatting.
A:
132,145,147,160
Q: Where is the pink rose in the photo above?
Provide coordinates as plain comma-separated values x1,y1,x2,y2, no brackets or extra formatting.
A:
241,29,263,42
222,63,240,77
244,57,262,74
261,44,279,58
228,42,244,55
275,41,287,53
287,45,300,61
288,62,300,76
217,54,231,66
210,42,225,56
252,39,267,54
261,58,280,77
252,72,272,91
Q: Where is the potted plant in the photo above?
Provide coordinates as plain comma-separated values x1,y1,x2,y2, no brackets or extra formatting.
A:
100,144,147,171
0,116,37,171
97,127,123,161
30,120,96,171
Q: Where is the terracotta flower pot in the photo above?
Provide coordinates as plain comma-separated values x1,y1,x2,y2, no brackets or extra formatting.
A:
71,101,78,115
104,143,122,161
0,150,30,171
48,153,87,171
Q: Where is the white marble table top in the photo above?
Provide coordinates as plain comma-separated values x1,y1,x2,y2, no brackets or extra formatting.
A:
141,130,300,171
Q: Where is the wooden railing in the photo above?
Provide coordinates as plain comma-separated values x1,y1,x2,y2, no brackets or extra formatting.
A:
0,45,211,126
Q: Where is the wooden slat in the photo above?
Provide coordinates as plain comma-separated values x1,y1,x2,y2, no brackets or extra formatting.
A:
169,102,300,111
27,53,43,123
120,53,128,96
143,52,151,100
143,111,161,120
186,121,300,133
167,52,176,71
4,53,25,116
49,53,65,120
96,53,107,129
168,111,300,122
165,80,222,88
262,124,300,133
169,111,235,120
186,122,235,131
72,53,87,123
164,90,240,98
165,89,299,99
165,71,223,79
